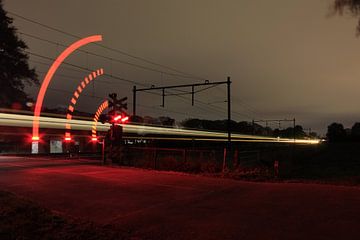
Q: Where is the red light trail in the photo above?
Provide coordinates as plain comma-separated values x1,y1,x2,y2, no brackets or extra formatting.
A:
32,35,103,143
65,68,104,141
91,100,109,141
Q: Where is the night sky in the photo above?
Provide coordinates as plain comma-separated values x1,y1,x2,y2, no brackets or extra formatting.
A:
4,0,360,135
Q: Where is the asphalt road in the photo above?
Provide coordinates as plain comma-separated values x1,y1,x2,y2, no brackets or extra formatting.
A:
0,156,359,240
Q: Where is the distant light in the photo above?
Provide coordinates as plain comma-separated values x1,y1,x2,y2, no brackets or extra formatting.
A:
65,137,72,142
26,102,34,107
114,115,122,121
91,137,98,142
121,116,129,123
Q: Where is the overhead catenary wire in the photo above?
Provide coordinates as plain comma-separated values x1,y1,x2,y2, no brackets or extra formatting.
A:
11,11,260,121
19,31,206,81
179,95,253,120
41,71,248,120
8,11,206,81
26,50,148,87
29,57,195,102
32,58,193,98
36,70,131,86
33,70,207,120
29,52,246,119
164,84,219,97
39,71,244,121
214,86,263,118
40,87,205,120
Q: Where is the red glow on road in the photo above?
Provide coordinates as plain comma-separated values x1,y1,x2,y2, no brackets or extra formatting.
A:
32,35,102,142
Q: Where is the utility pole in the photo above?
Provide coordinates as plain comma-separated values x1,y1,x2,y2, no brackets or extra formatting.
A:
253,119,296,137
292,118,296,168
252,119,255,135
133,79,233,168
133,80,229,111
227,77,232,169
162,88,165,107
191,85,195,106
293,118,296,142
107,93,129,163
132,86,136,116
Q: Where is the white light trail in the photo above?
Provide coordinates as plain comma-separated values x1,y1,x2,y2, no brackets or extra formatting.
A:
0,113,320,144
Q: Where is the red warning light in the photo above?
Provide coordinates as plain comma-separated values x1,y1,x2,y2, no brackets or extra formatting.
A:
32,136,40,141
65,132,72,142
121,116,129,123
91,137,98,142
114,115,122,122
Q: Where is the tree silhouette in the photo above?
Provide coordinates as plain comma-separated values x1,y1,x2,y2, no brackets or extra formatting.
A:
332,0,360,35
0,0,38,108
351,122,360,140
180,118,314,138
327,122,347,142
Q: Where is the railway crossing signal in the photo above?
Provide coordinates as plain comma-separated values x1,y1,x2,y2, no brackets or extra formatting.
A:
106,93,128,149
104,93,129,124
96,94,129,164
108,93,127,115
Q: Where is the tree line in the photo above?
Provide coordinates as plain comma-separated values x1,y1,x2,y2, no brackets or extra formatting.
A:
181,118,317,139
327,122,360,142
0,0,38,108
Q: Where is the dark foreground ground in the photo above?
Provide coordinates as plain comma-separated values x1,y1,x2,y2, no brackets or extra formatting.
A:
0,156,360,240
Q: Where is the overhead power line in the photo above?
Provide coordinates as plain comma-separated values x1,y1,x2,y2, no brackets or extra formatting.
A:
8,11,206,81
26,50,147,87
29,53,247,119
36,65,246,120
34,66,231,119
19,31,206,81
36,70,127,86
214,86,263,118
9,11,258,120
39,87,205,120
176,95,253,120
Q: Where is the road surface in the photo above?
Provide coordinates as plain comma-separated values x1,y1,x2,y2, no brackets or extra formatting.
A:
0,156,359,239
